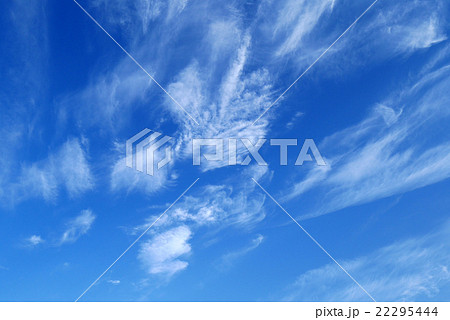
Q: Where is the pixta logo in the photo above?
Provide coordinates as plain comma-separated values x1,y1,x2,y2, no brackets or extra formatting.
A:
192,138,326,166
126,129,173,176
126,129,326,175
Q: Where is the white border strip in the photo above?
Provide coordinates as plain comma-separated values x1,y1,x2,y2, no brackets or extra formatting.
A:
1,303,448,319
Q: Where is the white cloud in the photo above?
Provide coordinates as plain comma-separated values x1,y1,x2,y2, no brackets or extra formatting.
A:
155,14,277,172
285,63,450,219
395,17,447,51
58,68,152,133
0,1,51,206
133,168,268,277
57,0,194,136
21,211,95,247
286,111,305,129
55,0,448,202
283,221,450,301
261,0,447,80
272,0,335,57
107,280,121,285
206,19,243,62
1,138,94,205
55,139,95,196
373,6,446,55
60,210,96,244
91,0,189,33
148,181,267,231
110,142,175,195
60,1,279,196
167,60,274,171
138,225,192,276
25,235,44,247
22,138,94,200
323,1,448,74
132,183,266,248
218,234,264,270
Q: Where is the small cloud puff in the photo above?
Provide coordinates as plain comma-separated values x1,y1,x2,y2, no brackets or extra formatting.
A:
60,209,96,245
138,226,192,277
24,235,44,247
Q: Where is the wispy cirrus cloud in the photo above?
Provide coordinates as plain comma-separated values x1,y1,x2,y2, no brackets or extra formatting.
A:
57,0,193,135
271,0,335,57
0,0,52,206
283,221,450,301
217,234,264,271
22,210,96,248
59,209,96,245
166,34,275,171
260,0,447,81
361,1,447,54
60,0,278,196
58,67,152,133
62,0,449,198
90,0,188,34
132,165,269,278
1,138,94,205
316,0,448,76
21,138,93,201
284,60,450,219
143,174,268,231
109,141,177,195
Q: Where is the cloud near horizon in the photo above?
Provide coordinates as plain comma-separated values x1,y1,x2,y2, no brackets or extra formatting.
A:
283,220,450,301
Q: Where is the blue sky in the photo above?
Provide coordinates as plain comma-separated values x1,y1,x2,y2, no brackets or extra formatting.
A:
0,0,449,302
